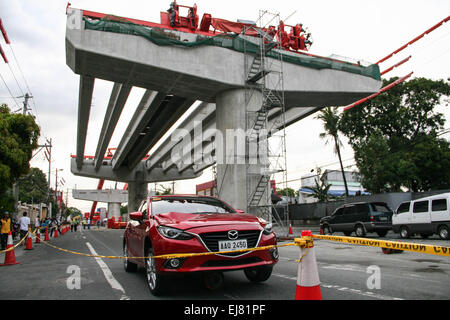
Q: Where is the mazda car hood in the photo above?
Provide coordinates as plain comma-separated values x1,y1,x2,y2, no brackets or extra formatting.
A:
154,212,263,230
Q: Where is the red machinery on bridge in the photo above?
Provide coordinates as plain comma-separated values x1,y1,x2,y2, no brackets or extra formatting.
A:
79,1,314,54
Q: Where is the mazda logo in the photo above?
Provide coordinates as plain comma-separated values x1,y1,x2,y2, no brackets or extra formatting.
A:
228,230,238,240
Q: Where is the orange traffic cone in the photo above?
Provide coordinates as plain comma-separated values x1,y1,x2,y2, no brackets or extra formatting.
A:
0,232,20,266
25,230,33,250
54,228,58,238
36,230,41,243
295,230,322,300
44,227,50,241
289,222,293,235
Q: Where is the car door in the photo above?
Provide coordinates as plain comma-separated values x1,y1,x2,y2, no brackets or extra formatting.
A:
394,202,411,225
330,207,345,231
412,200,430,233
341,205,356,232
135,199,149,260
127,200,147,258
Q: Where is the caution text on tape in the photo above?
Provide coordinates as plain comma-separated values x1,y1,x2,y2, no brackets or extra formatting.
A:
312,234,450,257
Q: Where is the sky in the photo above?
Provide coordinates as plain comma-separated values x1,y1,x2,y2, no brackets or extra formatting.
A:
0,0,449,213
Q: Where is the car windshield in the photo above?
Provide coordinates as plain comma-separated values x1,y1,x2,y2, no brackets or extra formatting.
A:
151,197,236,215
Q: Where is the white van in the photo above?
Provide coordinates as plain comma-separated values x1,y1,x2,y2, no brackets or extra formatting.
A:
392,193,450,240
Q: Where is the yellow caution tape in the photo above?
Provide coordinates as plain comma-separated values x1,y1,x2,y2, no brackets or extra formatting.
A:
37,238,301,260
312,234,450,258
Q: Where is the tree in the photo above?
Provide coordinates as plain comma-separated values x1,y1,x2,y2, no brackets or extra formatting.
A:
339,77,450,193
0,104,40,196
315,107,349,196
306,179,333,202
17,167,49,204
276,187,297,198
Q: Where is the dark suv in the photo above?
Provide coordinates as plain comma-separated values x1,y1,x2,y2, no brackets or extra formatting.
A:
319,202,393,237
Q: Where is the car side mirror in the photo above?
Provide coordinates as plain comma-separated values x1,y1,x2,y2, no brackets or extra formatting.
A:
236,209,245,214
130,212,143,221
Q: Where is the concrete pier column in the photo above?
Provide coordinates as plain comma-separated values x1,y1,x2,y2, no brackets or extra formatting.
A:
107,203,121,219
215,89,266,212
127,181,148,213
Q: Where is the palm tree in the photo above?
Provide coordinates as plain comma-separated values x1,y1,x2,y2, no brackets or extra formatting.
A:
315,107,349,196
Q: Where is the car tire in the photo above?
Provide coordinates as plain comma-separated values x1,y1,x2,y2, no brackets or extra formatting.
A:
399,226,410,239
244,265,273,283
438,225,449,240
323,225,332,235
145,247,166,296
376,231,388,237
123,242,137,272
354,224,366,237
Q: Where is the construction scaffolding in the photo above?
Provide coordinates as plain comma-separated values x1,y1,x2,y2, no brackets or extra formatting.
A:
243,10,289,235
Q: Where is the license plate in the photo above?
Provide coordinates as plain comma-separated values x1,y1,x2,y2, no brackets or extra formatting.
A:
379,217,388,221
218,239,248,252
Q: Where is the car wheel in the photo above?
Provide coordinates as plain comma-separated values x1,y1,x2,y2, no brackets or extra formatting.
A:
354,225,366,237
145,247,166,296
244,265,273,282
323,225,332,235
123,242,137,272
399,226,410,239
376,231,388,237
438,226,449,240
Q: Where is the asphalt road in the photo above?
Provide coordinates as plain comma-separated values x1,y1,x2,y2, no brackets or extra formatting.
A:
0,227,448,301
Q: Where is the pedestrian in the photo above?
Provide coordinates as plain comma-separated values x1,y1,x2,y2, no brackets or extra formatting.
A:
49,218,57,237
0,212,12,251
70,218,74,232
18,212,31,244
87,218,91,230
74,218,79,232
35,215,40,230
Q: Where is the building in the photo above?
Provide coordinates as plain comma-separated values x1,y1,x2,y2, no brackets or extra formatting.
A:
298,169,369,203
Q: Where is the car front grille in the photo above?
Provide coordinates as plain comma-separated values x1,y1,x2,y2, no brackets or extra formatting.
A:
198,230,261,257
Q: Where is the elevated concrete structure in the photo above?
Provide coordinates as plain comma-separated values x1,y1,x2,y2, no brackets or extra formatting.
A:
66,8,381,212
72,189,129,219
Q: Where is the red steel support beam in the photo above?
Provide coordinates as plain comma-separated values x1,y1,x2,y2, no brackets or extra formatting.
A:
344,72,413,111
377,16,450,65
380,55,412,76
0,44,7,63
0,19,10,44
90,179,105,217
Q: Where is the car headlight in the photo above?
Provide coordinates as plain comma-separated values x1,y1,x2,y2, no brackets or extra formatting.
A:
157,226,194,240
263,222,273,235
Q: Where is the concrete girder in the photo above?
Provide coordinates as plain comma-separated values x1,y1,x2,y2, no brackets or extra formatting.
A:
160,119,216,173
72,189,129,203
123,96,196,170
76,75,95,169
94,82,132,170
112,90,168,170
145,102,216,171
70,157,201,183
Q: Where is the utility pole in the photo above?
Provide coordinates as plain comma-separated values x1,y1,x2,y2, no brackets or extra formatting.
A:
22,93,32,115
44,139,52,200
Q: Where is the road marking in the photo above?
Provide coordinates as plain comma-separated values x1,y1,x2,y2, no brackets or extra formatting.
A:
86,242,130,300
272,273,403,300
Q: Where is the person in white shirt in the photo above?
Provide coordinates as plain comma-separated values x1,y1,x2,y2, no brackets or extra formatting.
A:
35,215,40,228
18,212,31,244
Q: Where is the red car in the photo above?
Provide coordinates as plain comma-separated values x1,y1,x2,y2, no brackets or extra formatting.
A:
123,195,278,295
